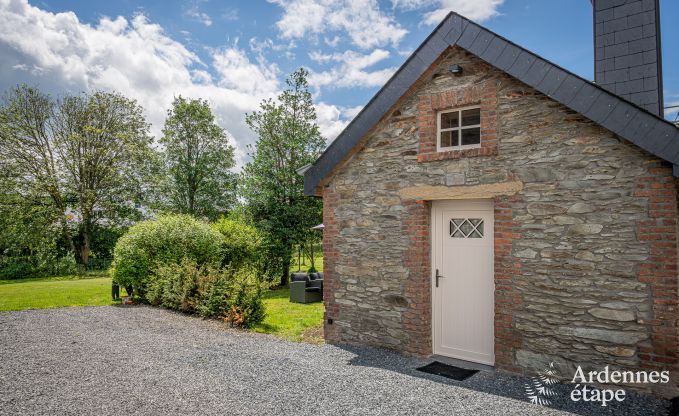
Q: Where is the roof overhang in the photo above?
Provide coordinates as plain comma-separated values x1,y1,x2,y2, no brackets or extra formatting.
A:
303,12,679,196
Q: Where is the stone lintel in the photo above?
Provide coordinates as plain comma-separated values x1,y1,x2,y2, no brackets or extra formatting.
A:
398,181,524,201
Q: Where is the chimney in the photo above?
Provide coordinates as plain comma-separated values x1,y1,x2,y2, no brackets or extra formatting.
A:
593,0,664,116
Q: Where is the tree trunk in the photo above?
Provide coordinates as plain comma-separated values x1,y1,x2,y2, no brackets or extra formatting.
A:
80,232,90,271
309,240,315,269
281,256,290,287
297,246,301,272
61,215,77,258
301,240,316,270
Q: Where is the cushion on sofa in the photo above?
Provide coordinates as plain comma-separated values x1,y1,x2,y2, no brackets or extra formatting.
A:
290,272,309,282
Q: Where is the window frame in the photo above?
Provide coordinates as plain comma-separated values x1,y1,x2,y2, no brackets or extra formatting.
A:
436,105,482,152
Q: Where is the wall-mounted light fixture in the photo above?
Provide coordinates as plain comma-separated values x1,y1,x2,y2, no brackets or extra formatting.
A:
449,64,463,75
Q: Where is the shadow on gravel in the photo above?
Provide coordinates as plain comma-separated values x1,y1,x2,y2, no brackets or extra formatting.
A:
338,344,670,416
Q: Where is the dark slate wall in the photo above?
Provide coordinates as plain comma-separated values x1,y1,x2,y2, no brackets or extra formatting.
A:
594,0,664,115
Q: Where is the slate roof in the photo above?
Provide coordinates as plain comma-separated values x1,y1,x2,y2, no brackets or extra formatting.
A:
303,12,679,196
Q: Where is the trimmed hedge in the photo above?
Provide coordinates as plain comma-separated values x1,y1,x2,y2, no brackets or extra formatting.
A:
111,214,222,291
146,260,264,326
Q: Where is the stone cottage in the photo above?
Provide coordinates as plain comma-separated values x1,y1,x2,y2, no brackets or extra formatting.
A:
302,1,679,397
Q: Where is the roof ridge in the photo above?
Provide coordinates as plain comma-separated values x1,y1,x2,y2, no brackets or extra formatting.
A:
304,12,679,196
452,13,674,127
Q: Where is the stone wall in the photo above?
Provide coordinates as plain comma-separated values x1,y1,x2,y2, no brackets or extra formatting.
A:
321,46,678,397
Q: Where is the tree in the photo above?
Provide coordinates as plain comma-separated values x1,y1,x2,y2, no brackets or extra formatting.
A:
159,96,236,220
0,85,155,268
0,168,69,278
241,68,326,286
0,160,58,257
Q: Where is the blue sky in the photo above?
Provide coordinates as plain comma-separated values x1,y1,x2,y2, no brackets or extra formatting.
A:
1,0,677,166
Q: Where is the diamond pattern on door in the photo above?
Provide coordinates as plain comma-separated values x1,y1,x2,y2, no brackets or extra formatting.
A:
449,218,484,238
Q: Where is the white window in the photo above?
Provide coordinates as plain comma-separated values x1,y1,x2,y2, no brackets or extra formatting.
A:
437,106,481,151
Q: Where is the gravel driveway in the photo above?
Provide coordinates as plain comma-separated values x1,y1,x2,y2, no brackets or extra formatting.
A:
0,306,669,416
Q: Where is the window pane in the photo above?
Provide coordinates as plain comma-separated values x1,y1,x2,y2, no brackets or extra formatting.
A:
440,111,459,129
461,108,480,126
440,130,458,148
450,219,464,238
469,219,484,238
461,127,480,146
459,220,473,236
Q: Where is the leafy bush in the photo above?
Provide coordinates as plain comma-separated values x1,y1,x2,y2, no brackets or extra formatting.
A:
195,268,232,318
111,214,222,291
147,259,265,326
224,270,265,327
146,259,198,312
0,258,33,279
211,217,262,270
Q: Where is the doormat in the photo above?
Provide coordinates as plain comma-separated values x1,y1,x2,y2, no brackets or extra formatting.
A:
416,361,478,381
669,396,679,416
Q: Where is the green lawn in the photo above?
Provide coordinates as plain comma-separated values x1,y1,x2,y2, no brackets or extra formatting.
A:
289,251,323,273
0,273,324,344
252,287,324,343
0,273,124,311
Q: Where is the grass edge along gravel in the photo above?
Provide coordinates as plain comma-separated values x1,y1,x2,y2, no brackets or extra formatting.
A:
0,274,324,344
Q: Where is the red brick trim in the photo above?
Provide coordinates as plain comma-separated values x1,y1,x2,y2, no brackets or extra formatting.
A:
401,196,525,368
322,185,340,343
494,195,523,374
402,199,432,356
634,165,679,396
417,80,498,162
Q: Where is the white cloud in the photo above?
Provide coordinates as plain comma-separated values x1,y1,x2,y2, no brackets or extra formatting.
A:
391,0,435,11
0,0,281,169
248,37,295,54
270,0,407,49
308,49,396,89
184,1,213,26
315,102,346,141
308,51,333,64
0,0,367,168
221,8,238,21
190,69,212,84
315,102,364,143
324,36,341,48
212,47,280,96
343,105,363,119
392,0,504,25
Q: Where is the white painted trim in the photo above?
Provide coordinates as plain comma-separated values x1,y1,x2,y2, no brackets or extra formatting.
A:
431,199,495,366
436,105,481,152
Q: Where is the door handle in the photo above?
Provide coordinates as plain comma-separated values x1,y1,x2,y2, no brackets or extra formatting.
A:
436,269,445,287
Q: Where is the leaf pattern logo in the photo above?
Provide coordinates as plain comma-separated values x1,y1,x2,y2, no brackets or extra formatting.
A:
524,362,560,406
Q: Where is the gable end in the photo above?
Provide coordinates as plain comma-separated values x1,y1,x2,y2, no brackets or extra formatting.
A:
304,12,679,196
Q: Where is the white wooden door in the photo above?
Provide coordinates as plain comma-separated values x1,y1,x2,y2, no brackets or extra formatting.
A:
432,199,495,365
